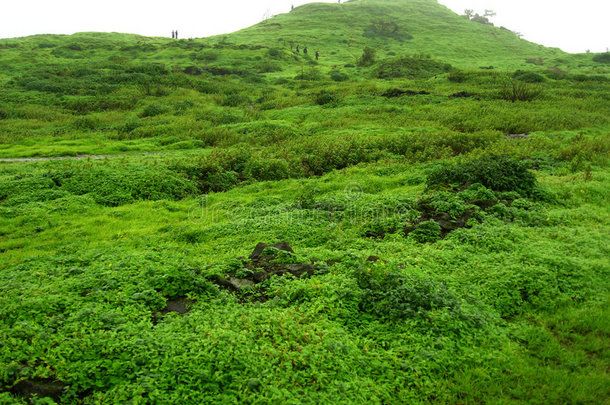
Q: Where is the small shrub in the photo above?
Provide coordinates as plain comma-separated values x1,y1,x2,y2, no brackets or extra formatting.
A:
592,53,610,63
409,220,442,243
512,70,544,83
499,79,542,102
357,264,460,320
267,48,283,59
448,69,467,83
427,155,538,196
139,103,169,118
221,94,251,107
257,61,282,73
329,70,349,82
315,91,339,106
357,47,376,67
73,116,99,130
244,158,290,181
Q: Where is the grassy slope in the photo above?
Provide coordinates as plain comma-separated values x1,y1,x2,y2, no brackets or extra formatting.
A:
0,0,609,403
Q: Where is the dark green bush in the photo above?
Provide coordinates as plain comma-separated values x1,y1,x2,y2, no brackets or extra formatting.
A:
512,70,544,83
50,164,196,206
139,103,169,118
221,94,251,107
409,219,442,243
357,47,376,67
592,52,610,63
427,155,538,196
267,48,283,59
499,79,542,102
329,70,349,82
315,91,339,106
257,61,282,73
244,158,291,181
357,264,460,321
448,69,467,83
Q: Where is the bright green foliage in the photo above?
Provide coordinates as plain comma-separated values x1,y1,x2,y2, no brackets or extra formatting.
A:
0,0,609,403
409,219,442,243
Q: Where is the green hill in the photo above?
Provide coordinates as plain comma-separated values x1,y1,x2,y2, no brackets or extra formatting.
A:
0,0,609,403
234,0,563,69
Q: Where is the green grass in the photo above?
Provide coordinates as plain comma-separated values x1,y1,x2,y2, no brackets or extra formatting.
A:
0,0,609,403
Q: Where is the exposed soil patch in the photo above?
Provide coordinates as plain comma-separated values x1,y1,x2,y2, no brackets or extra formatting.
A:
381,88,430,98
9,378,65,401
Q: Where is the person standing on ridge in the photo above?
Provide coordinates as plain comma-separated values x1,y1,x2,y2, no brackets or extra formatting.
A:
171,30,175,39
175,30,179,39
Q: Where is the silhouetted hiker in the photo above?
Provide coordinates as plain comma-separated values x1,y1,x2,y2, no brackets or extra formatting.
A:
303,47,308,54
175,30,179,39
291,4,294,11
296,45,300,53
171,31,175,39
315,51,319,60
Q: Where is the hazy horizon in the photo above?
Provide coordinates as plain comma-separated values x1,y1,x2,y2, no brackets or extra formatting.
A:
1,0,608,53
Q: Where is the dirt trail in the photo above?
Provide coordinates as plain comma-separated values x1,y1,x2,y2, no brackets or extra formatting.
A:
0,152,160,163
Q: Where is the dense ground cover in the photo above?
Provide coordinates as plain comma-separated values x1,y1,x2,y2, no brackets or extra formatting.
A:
0,0,609,403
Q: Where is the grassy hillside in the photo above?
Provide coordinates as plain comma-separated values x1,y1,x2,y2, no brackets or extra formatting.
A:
0,0,609,403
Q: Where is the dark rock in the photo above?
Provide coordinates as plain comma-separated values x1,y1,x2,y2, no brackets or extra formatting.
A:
449,91,474,98
161,297,194,314
507,132,530,139
382,88,430,98
479,66,494,70
367,255,380,262
249,241,294,260
183,66,202,76
227,277,255,289
286,263,317,278
10,378,65,400
469,199,499,210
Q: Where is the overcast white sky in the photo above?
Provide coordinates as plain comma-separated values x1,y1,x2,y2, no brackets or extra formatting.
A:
0,0,608,53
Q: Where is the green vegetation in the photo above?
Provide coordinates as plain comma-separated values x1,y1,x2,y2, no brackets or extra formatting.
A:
0,0,609,403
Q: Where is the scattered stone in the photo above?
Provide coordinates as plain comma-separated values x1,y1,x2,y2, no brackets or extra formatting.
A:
161,297,194,314
507,132,530,139
209,242,320,299
381,88,430,98
367,255,380,262
479,66,494,70
249,242,294,260
10,378,65,401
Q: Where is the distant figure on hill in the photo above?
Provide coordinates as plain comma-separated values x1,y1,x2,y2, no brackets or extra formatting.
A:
291,4,294,11
296,45,300,53
171,31,175,39
303,47,308,54
315,51,319,60
175,30,179,39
